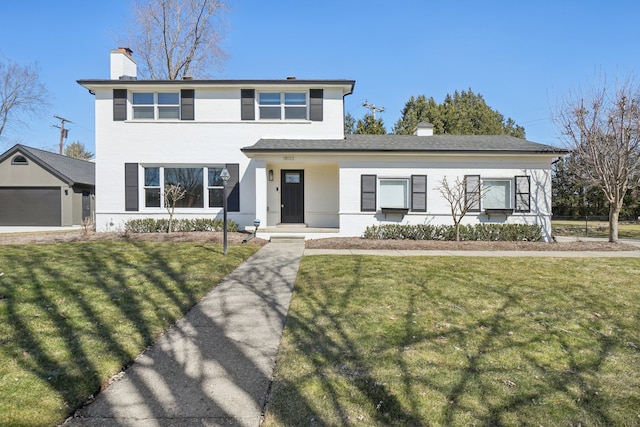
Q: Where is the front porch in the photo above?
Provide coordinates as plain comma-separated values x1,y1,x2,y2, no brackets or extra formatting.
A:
250,158,341,233
244,223,341,241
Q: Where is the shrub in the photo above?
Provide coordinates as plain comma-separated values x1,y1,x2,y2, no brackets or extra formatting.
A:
363,223,543,241
124,218,238,233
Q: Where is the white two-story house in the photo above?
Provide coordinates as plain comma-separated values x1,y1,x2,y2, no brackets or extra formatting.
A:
78,48,565,240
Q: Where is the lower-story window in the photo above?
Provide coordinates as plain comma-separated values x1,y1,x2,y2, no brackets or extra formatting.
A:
144,167,161,207
379,178,409,209
144,166,221,208
208,167,224,207
483,179,512,209
165,167,203,208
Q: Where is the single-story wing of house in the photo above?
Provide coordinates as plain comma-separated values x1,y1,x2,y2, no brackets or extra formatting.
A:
77,48,566,240
0,144,95,226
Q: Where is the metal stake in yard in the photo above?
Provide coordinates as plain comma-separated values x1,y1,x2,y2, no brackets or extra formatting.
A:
220,168,231,255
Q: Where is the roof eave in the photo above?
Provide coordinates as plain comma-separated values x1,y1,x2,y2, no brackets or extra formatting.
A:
241,148,569,155
77,79,356,94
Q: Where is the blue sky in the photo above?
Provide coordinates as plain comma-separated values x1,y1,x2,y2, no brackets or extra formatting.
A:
1,0,639,155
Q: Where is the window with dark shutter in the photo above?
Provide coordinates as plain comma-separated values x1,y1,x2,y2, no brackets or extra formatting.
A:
225,163,240,212
465,175,481,212
181,89,194,120
411,175,427,212
241,89,255,120
124,163,139,211
309,89,323,121
113,89,127,121
515,175,531,212
361,175,377,212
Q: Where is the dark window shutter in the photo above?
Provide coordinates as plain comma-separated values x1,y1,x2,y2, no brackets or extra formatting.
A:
309,89,323,121
181,89,194,120
241,89,255,120
113,89,127,121
411,175,427,212
465,175,481,212
124,163,139,211
225,163,240,212
361,175,377,212
515,175,531,212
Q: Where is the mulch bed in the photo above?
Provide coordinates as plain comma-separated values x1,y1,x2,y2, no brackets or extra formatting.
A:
304,237,639,251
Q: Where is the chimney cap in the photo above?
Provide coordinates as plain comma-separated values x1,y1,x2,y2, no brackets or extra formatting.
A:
117,47,134,56
286,76,297,80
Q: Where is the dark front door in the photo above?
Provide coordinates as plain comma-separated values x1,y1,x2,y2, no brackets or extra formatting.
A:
281,170,304,223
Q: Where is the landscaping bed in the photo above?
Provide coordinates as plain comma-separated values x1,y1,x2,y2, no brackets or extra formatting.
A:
305,237,639,251
0,230,269,246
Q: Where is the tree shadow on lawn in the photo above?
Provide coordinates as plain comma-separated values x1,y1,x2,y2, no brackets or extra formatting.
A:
65,241,298,425
266,256,633,426
0,241,263,425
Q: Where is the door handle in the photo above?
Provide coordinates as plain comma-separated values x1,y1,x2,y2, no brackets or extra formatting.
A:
281,204,285,208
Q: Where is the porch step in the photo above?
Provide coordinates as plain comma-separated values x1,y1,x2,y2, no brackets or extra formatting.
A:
269,235,306,243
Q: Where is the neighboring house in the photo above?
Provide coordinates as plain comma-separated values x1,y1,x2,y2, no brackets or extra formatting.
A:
78,48,566,240
0,144,95,226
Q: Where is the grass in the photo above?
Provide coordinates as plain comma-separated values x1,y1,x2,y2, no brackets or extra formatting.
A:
264,256,640,426
0,241,259,426
553,219,640,239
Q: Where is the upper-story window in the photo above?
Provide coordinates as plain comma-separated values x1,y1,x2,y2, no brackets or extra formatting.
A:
258,92,307,120
133,92,180,120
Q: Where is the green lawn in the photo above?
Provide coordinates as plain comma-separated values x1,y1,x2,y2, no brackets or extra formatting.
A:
0,241,259,426
264,256,640,426
553,220,640,239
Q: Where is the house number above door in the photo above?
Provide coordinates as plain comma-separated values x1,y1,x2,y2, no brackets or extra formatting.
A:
283,155,295,161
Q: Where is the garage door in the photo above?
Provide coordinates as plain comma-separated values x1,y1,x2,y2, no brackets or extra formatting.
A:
0,187,61,226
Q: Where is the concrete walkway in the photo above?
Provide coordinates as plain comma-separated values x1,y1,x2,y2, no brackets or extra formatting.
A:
66,242,305,427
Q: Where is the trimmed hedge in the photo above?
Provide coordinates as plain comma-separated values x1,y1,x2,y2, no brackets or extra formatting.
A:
363,224,543,241
125,218,238,233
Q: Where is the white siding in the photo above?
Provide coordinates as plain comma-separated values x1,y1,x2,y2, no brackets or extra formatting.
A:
338,154,554,241
92,85,347,230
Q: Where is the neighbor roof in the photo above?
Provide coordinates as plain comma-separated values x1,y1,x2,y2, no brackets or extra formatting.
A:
242,134,568,155
0,144,95,186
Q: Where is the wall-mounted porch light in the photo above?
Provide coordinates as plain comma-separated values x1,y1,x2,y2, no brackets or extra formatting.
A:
268,169,274,181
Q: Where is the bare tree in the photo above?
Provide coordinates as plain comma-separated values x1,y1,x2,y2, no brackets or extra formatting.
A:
0,55,49,141
555,74,640,242
125,0,228,79
165,184,187,232
438,176,484,241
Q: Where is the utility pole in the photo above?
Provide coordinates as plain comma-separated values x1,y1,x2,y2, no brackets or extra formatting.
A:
53,115,72,154
362,100,385,119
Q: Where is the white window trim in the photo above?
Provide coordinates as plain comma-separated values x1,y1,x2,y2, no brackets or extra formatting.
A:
132,92,181,121
257,91,308,121
482,178,513,210
141,165,225,210
378,177,410,209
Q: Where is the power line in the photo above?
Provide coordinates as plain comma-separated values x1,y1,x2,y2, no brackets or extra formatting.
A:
53,115,72,154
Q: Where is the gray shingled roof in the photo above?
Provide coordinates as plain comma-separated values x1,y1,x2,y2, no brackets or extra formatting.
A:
0,144,95,186
242,134,567,154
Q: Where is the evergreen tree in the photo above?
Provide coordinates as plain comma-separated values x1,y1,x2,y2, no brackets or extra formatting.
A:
393,89,525,138
344,112,356,135
355,114,386,135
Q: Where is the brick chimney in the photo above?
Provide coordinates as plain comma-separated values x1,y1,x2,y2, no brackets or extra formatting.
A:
110,47,137,80
414,122,434,136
